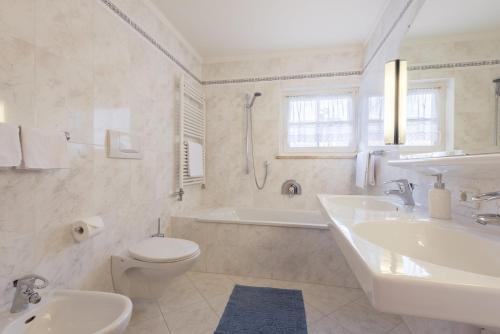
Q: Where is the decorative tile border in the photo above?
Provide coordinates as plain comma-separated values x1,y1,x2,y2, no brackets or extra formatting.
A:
201,70,363,86
409,59,500,71
100,0,499,88
100,0,202,84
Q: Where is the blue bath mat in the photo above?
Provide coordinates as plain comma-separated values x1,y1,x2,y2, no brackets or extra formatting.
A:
214,285,307,334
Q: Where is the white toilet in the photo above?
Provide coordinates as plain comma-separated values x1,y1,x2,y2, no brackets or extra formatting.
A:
111,237,200,299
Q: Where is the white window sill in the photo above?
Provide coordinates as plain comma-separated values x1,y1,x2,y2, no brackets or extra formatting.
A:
276,152,357,159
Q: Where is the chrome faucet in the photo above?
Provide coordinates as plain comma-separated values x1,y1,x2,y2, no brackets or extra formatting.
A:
384,179,415,206
10,274,49,313
471,191,500,225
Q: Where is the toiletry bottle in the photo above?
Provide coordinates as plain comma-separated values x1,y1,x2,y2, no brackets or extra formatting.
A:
428,174,451,220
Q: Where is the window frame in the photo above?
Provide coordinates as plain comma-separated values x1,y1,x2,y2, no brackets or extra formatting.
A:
279,87,359,157
367,79,449,152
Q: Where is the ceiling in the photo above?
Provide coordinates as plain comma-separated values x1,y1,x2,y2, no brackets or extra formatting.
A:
151,0,390,61
408,0,500,38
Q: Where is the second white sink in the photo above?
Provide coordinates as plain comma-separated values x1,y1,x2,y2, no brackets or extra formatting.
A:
353,221,500,277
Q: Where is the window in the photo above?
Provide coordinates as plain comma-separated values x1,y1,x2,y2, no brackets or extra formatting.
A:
281,91,356,154
367,82,446,150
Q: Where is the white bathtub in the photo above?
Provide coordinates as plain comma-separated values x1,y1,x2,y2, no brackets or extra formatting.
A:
195,207,329,229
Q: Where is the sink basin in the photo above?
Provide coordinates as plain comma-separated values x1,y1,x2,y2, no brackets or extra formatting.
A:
0,290,132,334
353,221,500,277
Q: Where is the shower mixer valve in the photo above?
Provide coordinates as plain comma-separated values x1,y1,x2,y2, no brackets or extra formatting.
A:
281,180,302,198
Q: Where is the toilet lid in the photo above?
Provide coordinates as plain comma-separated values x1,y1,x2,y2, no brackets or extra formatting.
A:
129,238,200,263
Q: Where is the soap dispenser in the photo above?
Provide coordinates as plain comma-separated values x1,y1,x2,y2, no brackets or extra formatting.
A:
428,174,451,220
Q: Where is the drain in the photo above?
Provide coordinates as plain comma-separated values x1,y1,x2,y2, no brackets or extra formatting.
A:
24,316,36,324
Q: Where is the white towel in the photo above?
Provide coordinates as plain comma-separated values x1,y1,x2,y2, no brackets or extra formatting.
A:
20,127,70,169
367,153,377,186
355,151,369,189
187,140,203,177
0,123,22,167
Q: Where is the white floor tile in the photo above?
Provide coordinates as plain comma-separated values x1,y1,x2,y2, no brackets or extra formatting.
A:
329,296,402,334
163,302,219,334
126,316,170,334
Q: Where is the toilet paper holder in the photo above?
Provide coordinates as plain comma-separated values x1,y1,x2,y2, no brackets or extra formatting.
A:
71,216,105,242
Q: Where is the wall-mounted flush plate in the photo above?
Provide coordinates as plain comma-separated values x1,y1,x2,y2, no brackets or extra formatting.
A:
107,130,143,159
458,187,479,209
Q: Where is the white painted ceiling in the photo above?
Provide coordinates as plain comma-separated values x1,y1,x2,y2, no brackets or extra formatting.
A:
408,0,500,38
151,0,390,60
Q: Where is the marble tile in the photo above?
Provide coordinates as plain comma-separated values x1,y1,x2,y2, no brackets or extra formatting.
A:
130,299,163,325
126,316,170,334
230,275,276,288
305,302,327,326
187,272,235,300
0,0,35,42
162,302,218,334
388,323,412,334
329,296,402,334
0,35,35,87
35,0,94,67
34,50,94,145
301,284,364,315
0,0,203,312
308,316,354,334
158,275,206,313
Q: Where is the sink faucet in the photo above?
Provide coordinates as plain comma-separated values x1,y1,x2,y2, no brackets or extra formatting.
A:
471,191,500,225
384,179,415,206
10,274,49,313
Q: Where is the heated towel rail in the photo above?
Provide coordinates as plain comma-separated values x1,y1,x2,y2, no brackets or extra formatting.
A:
176,75,206,201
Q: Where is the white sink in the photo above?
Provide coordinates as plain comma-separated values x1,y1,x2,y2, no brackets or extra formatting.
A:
0,290,132,334
353,221,500,277
317,194,500,329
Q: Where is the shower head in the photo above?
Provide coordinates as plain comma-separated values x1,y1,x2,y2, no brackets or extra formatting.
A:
247,92,262,109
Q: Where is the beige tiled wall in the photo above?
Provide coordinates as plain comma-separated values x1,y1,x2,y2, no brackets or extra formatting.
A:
0,0,202,310
171,217,359,288
202,47,364,210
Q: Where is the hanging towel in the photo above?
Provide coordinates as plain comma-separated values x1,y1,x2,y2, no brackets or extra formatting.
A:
355,151,369,189
20,127,70,169
0,123,22,167
187,140,203,177
367,152,377,186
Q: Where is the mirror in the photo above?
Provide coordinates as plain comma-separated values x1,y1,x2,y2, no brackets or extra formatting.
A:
400,0,500,155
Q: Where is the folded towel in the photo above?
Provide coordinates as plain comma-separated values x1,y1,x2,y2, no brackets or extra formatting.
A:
0,123,22,167
367,153,377,186
355,151,369,189
20,127,70,169
187,140,203,177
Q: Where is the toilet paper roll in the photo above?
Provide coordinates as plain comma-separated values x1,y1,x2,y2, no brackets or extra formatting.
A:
71,216,104,242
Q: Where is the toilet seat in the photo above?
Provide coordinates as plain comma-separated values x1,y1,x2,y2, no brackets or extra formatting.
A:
129,238,200,263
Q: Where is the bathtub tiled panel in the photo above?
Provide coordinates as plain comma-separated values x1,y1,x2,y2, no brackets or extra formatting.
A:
171,217,360,288
0,0,202,311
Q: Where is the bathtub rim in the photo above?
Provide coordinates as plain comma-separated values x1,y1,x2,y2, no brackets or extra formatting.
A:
174,207,330,230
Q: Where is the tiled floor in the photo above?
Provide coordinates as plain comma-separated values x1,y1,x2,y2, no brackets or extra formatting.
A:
125,272,411,334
